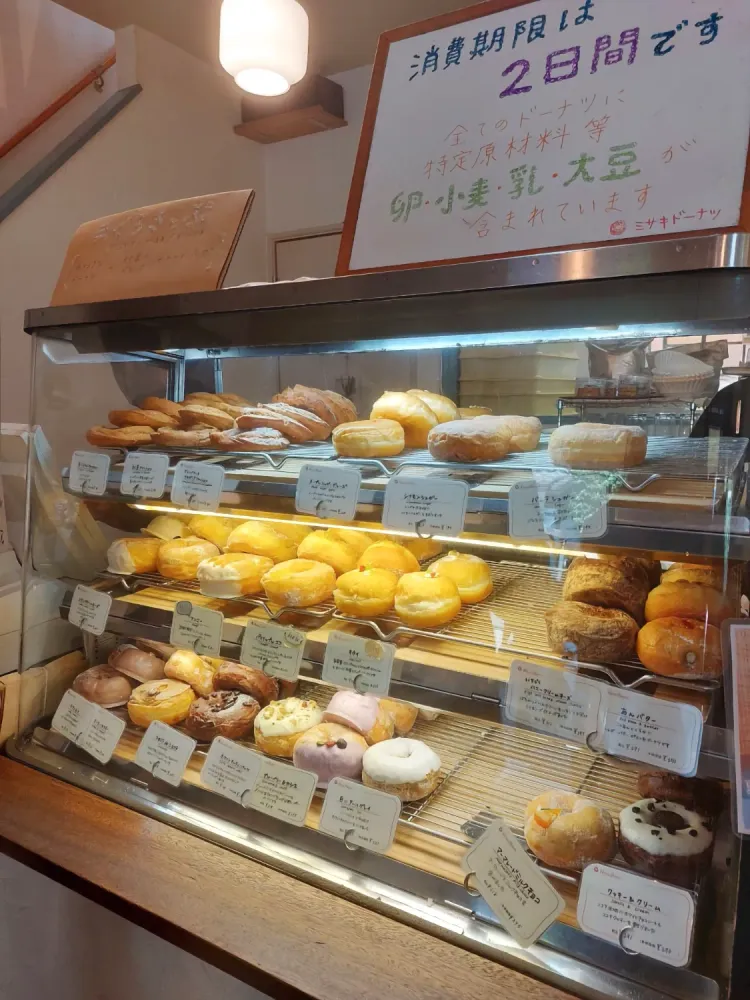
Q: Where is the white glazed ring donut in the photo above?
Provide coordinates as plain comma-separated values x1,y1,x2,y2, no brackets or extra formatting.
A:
361,737,441,802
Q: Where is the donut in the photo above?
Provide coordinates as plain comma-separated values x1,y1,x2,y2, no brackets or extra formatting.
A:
661,562,724,591
197,552,274,598
179,404,235,431
157,537,220,581
109,408,179,430
645,582,732,627
427,419,513,463
272,386,338,426
380,698,418,736
107,537,163,575
293,723,368,787
394,572,462,629
141,516,190,542
636,773,724,818
474,415,543,453
226,522,298,562
406,389,458,424
186,515,237,550
362,738,441,801
253,697,324,757
127,679,195,728
86,425,154,448
333,567,399,618
404,538,444,563
213,661,279,705
323,390,358,423
184,691,260,742
263,403,332,441
332,419,405,458
108,644,165,683
297,530,360,576
323,691,394,745
140,397,183,420
524,791,617,870
236,407,314,443
134,638,176,659
73,665,133,708
164,650,217,697
619,799,715,887
209,428,290,451
358,541,420,578
427,551,493,605
636,618,722,679
324,529,374,560
261,559,337,607
152,427,212,448
370,391,439,448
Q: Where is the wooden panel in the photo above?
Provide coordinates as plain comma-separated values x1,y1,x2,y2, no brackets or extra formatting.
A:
0,758,577,1000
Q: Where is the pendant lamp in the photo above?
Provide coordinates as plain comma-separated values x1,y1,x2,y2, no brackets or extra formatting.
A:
219,0,309,97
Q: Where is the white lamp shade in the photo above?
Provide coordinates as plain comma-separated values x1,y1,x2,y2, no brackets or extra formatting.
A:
220,0,309,97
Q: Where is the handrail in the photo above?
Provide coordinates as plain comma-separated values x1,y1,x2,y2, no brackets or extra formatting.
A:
0,49,116,161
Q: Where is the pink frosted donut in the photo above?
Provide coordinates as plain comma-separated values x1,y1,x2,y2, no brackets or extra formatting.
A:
323,690,394,744
293,723,368,787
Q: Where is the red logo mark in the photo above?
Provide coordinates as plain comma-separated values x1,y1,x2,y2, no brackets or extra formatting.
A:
610,220,627,236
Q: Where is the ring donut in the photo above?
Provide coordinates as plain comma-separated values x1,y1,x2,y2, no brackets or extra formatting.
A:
109,409,179,429
361,737,441,801
86,425,154,448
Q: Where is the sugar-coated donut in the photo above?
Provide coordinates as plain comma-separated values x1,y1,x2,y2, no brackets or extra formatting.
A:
645,582,732,627
236,407,314,443
213,661,279,705
128,679,195,728
362,738,442,801
548,423,647,470
157,536,220,580
141,397,184,420
210,428,290,452
332,419,405,457
226,522,298,562
73,665,133,708
475,415,542,453
370,391,439,448
545,601,638,664
427,419,513,463
407,389,458,424
152,427,212,448
334,567,399,618
358,540,420,578
619,799,715,887
380,698,418,736
180,404,235,431
86,425,154,448
297,530,359,576
293,723,368,787
261,559,337,607
323,691,394,745
184,691,260,742
254,697,323,757
107,537,163,575
324,529,374,560
323,390,358,423
272,386,338,426
263,402,331,440
525,791,616,870
636,617,722,679
108,644,165,683
186,516,237,550
395,572,462,628
197,552,274,598
428,551,493,605
164,650,217,698
109,408,179,430
142,516,190,542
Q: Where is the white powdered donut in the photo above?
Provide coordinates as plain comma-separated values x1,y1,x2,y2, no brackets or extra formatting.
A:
361,738,441,802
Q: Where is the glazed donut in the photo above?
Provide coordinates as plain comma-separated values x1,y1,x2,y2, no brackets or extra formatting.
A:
164,649,217,698
127,679,195,728
157,536,220,580
406,389,458,424
236,407,314,443
109,408,179,430
297,530,360,576
370,391,439,448
332,419,405,458
636,772,724,818
209,428,290,451
140,397,183,420
358,540,420,578
324,529,373,560
152,427,212,448
213,661,279,706
261,559,337,607
323,691,394,745
323,390,358,423
108,644,165,683
184,690,260,742
619,799,715,887
272,385,338,427
636,618,722,679
334,567,399,618
226,522,298,562
661,562,724,591
263,403,332,441
524,791,616,870
362,738,442,801
293,723,368,787
86,425,154,448
427,551,493,605
180,404,235,431
380,697,418,736
645,582,732,627
73,665,133,708
254,697,324,757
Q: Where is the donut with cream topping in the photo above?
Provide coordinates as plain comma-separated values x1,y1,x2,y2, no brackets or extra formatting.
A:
361,738,441,801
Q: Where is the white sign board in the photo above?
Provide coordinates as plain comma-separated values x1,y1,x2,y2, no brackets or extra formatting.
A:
346,0,750,271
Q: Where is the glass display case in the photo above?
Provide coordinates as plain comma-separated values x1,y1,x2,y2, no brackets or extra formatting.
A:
13,234,750,1000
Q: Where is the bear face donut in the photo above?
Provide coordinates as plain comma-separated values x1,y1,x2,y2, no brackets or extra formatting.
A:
361,738,442,802
524,791,617,870
618,799,715,887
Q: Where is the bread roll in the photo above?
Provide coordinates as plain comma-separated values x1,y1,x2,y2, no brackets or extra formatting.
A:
549,423,647,469
545,601,638,663
645,582,732,627
475,415,542,453
661,562,724,591
637,618,722,679
427,419,513,463
562,556,649,622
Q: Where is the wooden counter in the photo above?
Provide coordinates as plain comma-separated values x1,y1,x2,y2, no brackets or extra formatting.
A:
0,757,577,1000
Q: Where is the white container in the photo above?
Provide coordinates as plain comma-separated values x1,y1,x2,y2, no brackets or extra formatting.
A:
460,356,578,381
459,378,574,398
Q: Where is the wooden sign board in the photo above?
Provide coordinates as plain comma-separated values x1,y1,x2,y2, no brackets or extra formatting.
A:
51,190,255,305
337,0,750,275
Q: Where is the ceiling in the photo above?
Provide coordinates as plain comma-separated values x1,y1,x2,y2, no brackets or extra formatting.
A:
56,0,467,76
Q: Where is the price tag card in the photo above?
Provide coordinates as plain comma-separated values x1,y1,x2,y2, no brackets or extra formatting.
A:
509,477,608,541
171,460,225,512
322,632,395,696
246,758,316,827
200,736,262,804
135,721,197,787
69,585,112,636
578,864,695,968
319,777,401,854
383,475,469,537
51,689,96,744
241,621,305,682
78,707,126,764
296,463,361,521
69,451,111,497
170,601,223,657
120,452,169,499
505,660,603,744
464,819,565,948
594,688,703,777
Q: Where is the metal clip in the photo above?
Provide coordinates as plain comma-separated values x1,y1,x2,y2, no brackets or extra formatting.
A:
315,499,329,518
150,760,164,779
463,872,482,898
352,673,367,694
342,829,359,852
414,519,433,540
240,787,254,809
618,925,639,956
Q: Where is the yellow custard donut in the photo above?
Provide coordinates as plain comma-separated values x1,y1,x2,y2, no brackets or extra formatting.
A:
225,521,298,562
358,540,420,578
297,530,359,576
164,649,217,697
156,536,220,581
261,559,337,607
407,389,458,424
127,679,195,728
187,515,237,550
197,552,274,598
370,392,439,448
428,551,493,605
334,567,399,618
254,697,324,757
395,572,462,628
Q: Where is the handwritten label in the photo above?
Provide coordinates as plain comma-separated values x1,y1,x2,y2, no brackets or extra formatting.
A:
121,452,169,499
383,475,469,536
78,708,126,763
464,819,565,948
509,478,608,540
246,758,316,826
322,632,395,696
320,777,401,853
170,601,223,657
200,736,261,803
594,688,703,777
578,864,695,968
296,463,362,521
505,660,602,743
51,689,96,743
241,621,305,682
135,721,197,787
69,586,112,636
69,451,111,496
171,461,225,511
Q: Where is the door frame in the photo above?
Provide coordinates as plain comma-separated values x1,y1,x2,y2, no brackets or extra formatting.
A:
268,226,344,283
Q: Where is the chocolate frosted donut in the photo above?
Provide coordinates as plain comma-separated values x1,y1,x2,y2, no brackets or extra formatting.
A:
636,772,724,818
213,661,279,705
184,691,260,742
619,798,715,887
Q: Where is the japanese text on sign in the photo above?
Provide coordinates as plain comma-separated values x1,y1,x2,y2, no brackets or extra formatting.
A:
505,660,603,743
69,585,112,636
246,758,316,826
51,691,125,764
509,475,609,540
322,632,395,696
135,721,197,787
171,461,225,511
241,621,305,682
120,452,169,499
383,475,469,536
201,736,261,803
170,601,224,657
319,777,402,853
296,464,362,521
69,451,110,496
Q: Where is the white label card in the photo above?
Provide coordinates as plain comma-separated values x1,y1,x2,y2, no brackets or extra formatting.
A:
594,688,703,777
246,758,316,826
170,601,224,657
320,777,401,854
171,461,225,512
295,463,362,521
200,737,261,804
241,621,305,682
69,451,111,497
322,632,395,696
120,452,169,499
78,707,126,764
51,689,96,744
509,478,608,540
69,585,112,636
135,721,197,787
505,660,603,744
464,819,565,949
578,864,695,968
383,475,469,536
